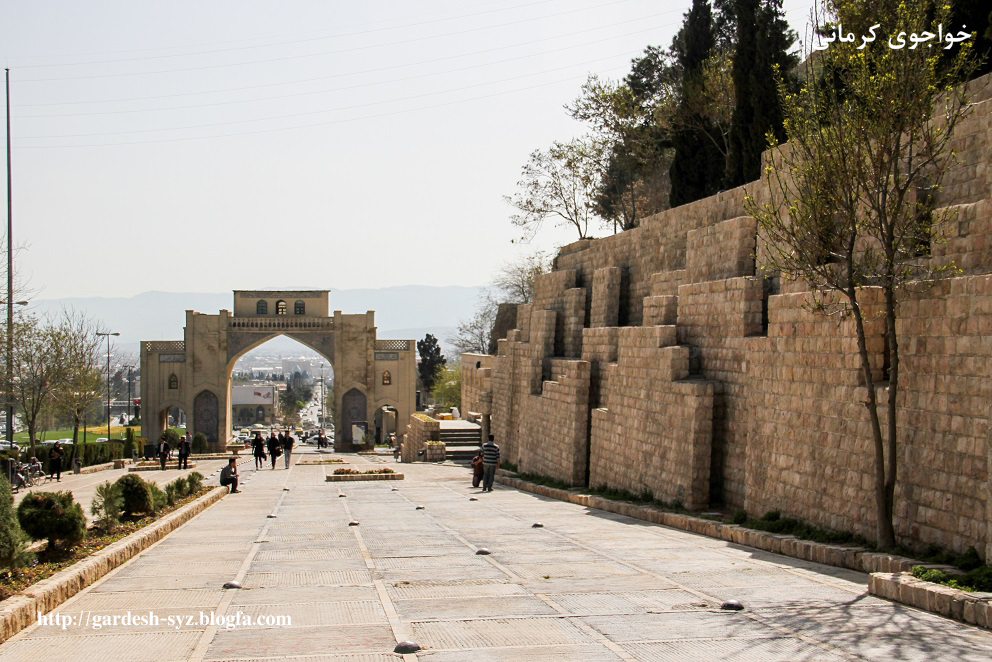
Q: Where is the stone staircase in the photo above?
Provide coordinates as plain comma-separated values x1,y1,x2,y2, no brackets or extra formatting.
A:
439,427,481,464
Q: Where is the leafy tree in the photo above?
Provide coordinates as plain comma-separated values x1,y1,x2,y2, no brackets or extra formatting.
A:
0,476,32,569
567,76,661,231
417,334,446,394
724,0,797,188
505,137,602,242
17,491,86,552
431,364,462,410
746,0,975,548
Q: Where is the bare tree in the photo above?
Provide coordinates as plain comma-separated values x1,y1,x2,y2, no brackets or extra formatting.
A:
491,251,552,304
505,137,603,242
50,310,103,451
745,0,975,548
447,293,498,357
5,315,64,456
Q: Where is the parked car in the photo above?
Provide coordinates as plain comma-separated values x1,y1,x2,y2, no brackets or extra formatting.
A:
0,441,20,453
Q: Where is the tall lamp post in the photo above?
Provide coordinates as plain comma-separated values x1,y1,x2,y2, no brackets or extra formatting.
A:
2,299,27,443
96,331,119,436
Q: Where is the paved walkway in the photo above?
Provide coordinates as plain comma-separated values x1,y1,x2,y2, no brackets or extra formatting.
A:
2,448,992,661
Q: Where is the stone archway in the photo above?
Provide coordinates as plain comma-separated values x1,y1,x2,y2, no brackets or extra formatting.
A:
140,290,416,452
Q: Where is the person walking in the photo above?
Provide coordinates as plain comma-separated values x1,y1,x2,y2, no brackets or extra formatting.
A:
176,435,190,470
282,430,294,469
267,433,280,469
157,436,171,471
252,433,266,470
481,435,500,492
49,442,64,483
471,452,484,488
219,458,240,493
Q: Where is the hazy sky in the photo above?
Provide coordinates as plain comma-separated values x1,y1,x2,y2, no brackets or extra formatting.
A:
2,0,815,299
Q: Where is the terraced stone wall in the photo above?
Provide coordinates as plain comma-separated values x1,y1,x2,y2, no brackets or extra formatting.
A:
464,73,992,558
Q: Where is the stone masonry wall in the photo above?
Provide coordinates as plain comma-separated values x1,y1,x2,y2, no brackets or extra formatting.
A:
472,73,992,559
402,414,440,463
588,327,714,510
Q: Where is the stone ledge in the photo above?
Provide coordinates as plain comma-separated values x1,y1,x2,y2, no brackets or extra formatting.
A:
496,473,917,575
869,572,992,629
324,473,404,482
0,485,228,644
128,463,199,472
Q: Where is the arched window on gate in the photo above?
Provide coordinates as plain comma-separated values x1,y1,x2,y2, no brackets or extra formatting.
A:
169,374,178,389
276,300,287,315
256,300,268,315
294,300,305,315
382,370,391,385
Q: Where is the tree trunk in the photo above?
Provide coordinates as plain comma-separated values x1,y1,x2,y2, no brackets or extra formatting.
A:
883,285,900,547
847,292,896,549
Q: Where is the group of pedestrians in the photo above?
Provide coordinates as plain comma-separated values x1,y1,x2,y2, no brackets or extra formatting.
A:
156,434,191,470
251,430,295,470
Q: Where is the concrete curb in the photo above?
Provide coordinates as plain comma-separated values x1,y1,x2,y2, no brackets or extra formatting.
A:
869,572,992,629
0,485,228,644
497,474,917,575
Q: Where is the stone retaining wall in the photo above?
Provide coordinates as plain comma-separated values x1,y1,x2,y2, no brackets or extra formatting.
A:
466,72,992,559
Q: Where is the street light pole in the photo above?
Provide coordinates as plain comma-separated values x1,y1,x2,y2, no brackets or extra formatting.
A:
6,69,13,445
96,332,120,436
320,363,325,433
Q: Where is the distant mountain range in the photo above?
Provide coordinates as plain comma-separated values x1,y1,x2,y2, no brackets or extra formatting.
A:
31,286,486,358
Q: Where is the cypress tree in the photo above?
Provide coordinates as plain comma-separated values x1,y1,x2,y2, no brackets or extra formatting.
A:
725,0,797,188
669,0,725,207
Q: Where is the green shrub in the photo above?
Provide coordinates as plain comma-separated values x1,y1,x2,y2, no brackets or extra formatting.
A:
186,472,204,493
90,480,123,530
17,491,86,551
148,483,167,512
164,483,177,507
123,428,135,459
0,476,32,569
114,474,153,516
912,564,992,593
191,433,208,454
731,509,748,525
171,477,189,498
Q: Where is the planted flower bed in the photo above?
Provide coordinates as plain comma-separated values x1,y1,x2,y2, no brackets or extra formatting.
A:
325,467,403,482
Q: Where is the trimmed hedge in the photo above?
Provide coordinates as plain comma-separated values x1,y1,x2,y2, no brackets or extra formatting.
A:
20,442,125,473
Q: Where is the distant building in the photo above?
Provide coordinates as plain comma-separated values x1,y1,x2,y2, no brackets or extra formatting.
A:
232,385,278,427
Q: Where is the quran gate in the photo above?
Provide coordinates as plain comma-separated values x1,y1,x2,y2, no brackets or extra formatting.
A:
140,290,416,451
